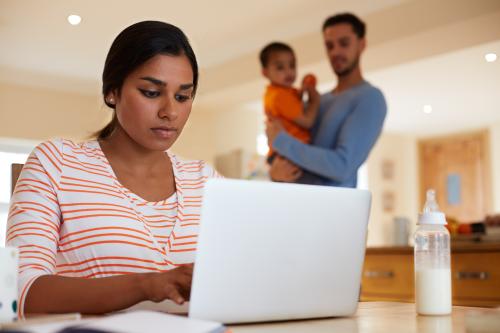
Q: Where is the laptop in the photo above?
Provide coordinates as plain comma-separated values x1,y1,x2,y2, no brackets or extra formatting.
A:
188,178,371,324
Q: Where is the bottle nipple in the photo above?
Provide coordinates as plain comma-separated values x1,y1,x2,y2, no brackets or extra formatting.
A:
418,189,447,225
423,189,440,213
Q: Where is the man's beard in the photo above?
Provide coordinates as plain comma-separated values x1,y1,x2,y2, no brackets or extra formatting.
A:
333,55,360,77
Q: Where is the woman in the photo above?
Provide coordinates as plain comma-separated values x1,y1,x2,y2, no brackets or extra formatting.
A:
6,21,219,316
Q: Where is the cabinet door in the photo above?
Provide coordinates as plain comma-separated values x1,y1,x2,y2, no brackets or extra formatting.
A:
361,254,414,302
452,252,500,307
419,131,491,222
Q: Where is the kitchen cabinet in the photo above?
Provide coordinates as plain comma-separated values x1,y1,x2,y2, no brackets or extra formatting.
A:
361,244,500,307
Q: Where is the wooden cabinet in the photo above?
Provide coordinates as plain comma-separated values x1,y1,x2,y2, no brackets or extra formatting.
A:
362,252,414,302
360,244,500,307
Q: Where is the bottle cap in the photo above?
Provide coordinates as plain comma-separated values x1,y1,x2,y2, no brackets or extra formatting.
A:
418,189,447,225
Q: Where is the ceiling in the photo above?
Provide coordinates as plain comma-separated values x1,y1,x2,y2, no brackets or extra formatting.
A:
1,0,500,137
0,0,406,81
367,40,500,137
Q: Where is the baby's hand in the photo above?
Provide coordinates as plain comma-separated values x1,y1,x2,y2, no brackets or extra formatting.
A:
304,85,320,106
302,74,317,89
301,74,319,105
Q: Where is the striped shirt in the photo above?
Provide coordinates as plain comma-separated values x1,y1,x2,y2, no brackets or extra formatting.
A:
6,139,220,316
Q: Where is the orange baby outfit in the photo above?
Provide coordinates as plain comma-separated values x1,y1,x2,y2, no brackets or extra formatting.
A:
264,84,310,157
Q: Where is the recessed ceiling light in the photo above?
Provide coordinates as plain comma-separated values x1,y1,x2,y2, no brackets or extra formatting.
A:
67,14,82,26
485,53,497,62
423,105,433,114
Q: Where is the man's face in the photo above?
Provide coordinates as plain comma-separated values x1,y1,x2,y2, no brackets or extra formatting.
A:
323,23,365,77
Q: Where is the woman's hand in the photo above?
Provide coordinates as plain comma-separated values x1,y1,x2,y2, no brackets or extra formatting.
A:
141,264,193,304
24,265,193,314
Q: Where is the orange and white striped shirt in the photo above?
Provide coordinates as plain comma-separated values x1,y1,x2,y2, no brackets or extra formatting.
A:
6,139,220,316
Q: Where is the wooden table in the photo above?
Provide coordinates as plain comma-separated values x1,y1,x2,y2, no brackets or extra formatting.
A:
229,302,500,333
5,302,498,332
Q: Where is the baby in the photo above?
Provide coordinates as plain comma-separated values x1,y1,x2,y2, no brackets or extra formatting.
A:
259,42,319,163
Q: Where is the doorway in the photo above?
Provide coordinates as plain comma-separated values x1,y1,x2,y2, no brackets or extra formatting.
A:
419,130,491,222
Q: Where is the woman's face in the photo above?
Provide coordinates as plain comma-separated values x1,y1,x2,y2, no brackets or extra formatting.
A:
109,54,195,151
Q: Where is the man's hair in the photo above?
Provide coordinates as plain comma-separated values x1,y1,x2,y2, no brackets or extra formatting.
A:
322,13,366,38
259,42,294,68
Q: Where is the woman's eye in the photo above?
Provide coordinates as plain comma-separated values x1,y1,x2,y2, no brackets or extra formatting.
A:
139,89,160,98
175,94,191,102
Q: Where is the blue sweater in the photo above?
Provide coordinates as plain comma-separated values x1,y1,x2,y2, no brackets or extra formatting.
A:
272,81,387,187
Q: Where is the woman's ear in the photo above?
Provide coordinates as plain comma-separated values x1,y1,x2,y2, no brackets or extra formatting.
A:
105,89,120,108
106,92,116,106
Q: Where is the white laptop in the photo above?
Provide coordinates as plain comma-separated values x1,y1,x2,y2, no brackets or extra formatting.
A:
188,178,371,324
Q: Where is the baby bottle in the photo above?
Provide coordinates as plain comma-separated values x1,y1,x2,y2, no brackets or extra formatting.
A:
414,189,452,315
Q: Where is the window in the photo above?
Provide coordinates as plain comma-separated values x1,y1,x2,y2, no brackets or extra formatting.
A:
256,133,269,156
357,162,369,190
0,139,38,246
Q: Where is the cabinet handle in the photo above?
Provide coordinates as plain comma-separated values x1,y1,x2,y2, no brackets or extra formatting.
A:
364,270,394,278
455,271,489,280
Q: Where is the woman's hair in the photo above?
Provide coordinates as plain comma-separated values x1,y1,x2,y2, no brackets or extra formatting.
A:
95,20,199,140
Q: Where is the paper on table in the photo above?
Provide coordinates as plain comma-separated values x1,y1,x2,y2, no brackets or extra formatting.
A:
7,311,224,333
82,311,225,333
0,313,82,331
124,299,189,314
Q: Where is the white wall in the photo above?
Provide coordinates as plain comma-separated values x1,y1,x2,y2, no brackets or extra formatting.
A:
3,80,497,247
170,107,217,165
365,132,419,246
0,82,106,141
0,82,219,166
364,125,500,248
213,107,262,156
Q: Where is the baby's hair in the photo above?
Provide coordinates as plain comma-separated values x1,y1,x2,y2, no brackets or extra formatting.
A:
259,42,294,68
322,13,366,38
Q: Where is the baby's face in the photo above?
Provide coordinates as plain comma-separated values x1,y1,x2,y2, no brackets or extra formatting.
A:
263,51,297,87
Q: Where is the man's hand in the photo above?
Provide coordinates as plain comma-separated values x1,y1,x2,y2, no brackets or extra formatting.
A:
265,116,285,147
269,156,302,182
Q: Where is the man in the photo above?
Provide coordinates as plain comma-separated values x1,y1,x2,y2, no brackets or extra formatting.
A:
266,13,387,187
